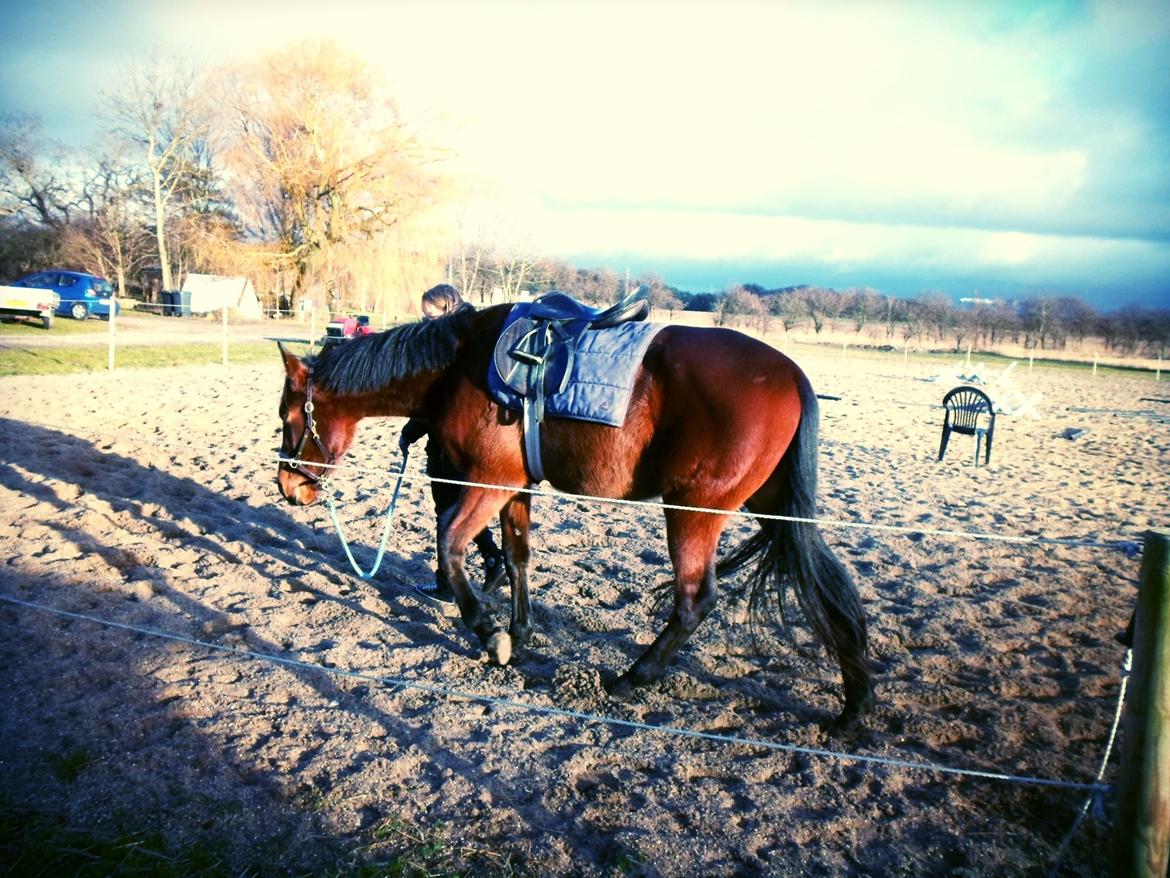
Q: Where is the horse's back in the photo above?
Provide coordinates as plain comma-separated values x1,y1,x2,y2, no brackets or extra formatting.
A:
650,324,805,423
632,325,807,505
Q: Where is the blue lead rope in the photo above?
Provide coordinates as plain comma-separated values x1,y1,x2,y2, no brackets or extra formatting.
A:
321,448,409,580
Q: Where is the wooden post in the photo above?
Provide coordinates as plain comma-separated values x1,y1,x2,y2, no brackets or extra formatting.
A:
1093,352,1099,377
1112,529,1170,878
106,297,116,371
221,306,229,367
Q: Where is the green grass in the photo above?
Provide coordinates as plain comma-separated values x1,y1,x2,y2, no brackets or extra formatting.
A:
49,747,98,783
0,315,112,337
0,801,518,878
1,805,233,878
0,342,310,376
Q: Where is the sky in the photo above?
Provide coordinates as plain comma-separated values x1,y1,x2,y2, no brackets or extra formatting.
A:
1,0,1168,309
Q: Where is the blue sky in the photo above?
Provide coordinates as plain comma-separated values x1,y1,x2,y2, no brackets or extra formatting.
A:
2,0,1168,308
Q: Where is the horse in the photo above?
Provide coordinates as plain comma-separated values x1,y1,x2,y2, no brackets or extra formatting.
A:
276,302,874,732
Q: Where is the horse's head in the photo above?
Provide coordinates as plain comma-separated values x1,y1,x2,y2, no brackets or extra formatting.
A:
276,344,359,506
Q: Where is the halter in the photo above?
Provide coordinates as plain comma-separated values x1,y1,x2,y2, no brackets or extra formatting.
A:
286,373,335,484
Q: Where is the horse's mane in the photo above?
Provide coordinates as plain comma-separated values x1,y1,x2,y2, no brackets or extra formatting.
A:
308,303,479,395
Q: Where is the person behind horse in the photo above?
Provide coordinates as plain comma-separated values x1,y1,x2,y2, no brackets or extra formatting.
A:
400,284,506,601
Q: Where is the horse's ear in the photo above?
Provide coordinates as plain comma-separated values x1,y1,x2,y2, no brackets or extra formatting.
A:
278,342,308,390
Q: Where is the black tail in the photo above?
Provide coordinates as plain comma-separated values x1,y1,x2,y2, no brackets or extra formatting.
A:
717,373,869,682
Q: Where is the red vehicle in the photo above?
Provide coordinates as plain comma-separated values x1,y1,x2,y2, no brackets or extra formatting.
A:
321,314,374,347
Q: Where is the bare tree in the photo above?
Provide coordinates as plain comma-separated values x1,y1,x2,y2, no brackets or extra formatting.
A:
448,201,502,304
107,61,212,294
493,227,541,301
60,150,152,296
215,40,446,311
640,273,682,317
1018,296,1054,350
845,287,885,335
768,291,805,334
723,285,765,330
800,287,841,334
0,114,82,228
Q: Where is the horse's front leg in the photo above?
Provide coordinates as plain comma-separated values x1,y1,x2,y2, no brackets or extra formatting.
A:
607,509,723,698
499,494,533,647
438,486,515,664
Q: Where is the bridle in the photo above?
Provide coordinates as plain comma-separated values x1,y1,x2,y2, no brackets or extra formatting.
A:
284,372,335,485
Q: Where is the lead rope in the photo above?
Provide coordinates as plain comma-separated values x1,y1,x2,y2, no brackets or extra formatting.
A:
320,447,409,580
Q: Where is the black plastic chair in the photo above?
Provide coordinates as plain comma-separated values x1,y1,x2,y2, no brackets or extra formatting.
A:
939,385,996,466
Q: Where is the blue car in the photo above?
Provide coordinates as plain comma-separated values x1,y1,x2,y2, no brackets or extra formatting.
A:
11,270,121,320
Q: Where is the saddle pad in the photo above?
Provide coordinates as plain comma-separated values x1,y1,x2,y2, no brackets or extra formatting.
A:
488,303,665,427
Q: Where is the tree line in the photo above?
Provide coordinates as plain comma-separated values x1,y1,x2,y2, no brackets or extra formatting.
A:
677,285,1169,359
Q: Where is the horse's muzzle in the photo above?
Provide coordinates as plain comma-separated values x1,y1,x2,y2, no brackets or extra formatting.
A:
277,468,320,506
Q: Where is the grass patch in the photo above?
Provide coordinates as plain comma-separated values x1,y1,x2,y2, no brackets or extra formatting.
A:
0,316,112,337
345,816,520,878
49,747,98,783
0,796,520,878
0,786,521,878
0,805,232,878
0,342,302,376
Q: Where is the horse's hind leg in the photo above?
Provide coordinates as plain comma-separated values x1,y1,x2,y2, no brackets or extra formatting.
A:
499,495,533,647
438,487,514,664
607,510,724,698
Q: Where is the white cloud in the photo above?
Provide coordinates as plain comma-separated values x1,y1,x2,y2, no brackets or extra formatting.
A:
528,202,1170,292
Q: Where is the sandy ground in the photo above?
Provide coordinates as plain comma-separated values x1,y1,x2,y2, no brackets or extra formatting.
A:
0,339,1165,876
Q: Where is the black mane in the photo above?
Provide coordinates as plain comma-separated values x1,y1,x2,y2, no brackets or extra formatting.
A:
308,303,478,395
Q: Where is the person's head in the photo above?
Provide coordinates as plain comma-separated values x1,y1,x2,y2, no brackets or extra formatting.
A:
420,283,463,320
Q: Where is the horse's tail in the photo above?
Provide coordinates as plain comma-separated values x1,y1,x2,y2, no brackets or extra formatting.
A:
716,372,869,683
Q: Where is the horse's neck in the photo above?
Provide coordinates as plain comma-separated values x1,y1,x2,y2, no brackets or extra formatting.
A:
354,370,443,420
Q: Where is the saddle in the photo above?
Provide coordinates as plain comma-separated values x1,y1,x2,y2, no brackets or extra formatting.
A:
492,289,652,482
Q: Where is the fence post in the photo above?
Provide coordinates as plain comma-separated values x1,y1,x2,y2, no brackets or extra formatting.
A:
1112,529,1170,878
107,296,116,371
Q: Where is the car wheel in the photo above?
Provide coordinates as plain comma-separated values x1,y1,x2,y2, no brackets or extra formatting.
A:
42,313,53,330
69,302,89,320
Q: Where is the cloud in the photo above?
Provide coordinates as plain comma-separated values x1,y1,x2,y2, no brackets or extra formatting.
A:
528,202,1170,297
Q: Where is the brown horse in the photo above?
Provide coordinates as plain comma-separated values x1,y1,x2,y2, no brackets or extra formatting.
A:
276,303,873,731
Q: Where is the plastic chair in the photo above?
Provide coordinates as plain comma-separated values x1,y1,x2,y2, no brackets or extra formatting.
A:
938,385,996,466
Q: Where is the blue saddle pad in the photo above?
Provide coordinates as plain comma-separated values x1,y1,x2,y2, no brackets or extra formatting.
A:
488,302,665,427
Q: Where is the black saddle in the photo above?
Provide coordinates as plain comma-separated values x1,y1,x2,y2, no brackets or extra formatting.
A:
493,289,650,481
527,290,651,327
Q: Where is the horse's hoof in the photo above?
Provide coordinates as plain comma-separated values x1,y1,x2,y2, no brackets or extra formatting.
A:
604,675,635,701
486,630,512,666
827,696,874,739
826,711,865,739
509,623,534,647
